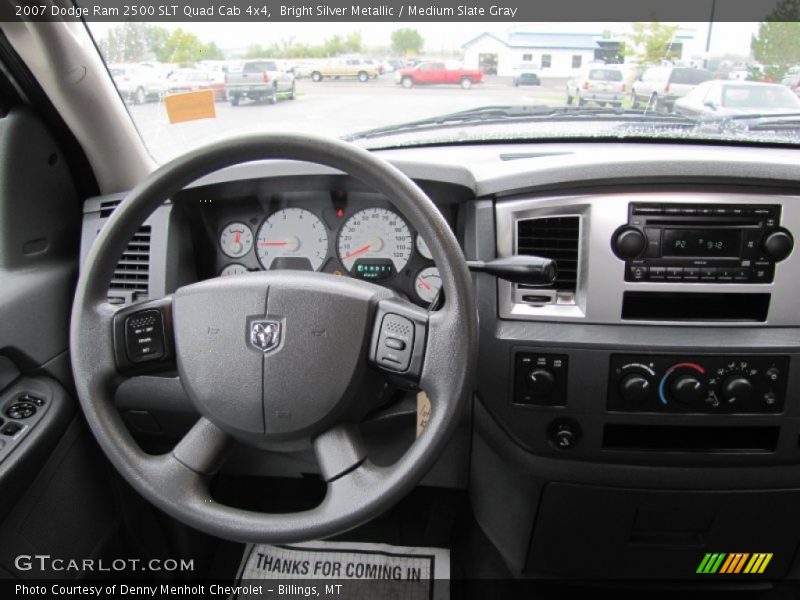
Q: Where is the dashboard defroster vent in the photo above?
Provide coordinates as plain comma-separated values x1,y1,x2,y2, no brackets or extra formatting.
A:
108,225,151,304
517,216,580,293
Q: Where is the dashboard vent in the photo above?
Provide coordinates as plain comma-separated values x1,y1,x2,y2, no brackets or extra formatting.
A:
108,225,151,303
517,216,579,292
99,198,122,218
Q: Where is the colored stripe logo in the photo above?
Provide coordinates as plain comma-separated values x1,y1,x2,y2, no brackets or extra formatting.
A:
697,553,773,574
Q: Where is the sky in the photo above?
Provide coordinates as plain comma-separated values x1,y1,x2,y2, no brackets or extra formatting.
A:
88,21,760,58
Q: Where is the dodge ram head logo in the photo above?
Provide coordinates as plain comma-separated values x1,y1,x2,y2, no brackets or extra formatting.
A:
249,320,281,353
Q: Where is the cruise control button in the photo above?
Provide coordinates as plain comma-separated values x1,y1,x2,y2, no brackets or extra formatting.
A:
384,337,406,351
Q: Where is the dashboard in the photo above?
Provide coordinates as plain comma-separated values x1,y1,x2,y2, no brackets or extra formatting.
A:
79,141,800,581
171,177,467,307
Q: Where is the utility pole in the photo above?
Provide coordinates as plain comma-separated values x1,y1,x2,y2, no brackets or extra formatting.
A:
704,0,717,68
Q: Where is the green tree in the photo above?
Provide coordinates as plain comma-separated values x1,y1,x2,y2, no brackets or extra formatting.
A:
145,26,172,62
751,0,800,82
390,28,424,57
626,22,680,66
99,22,149,62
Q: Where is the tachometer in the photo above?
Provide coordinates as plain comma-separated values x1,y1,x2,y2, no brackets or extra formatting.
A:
338,208,412,279
256,208,329,271
219,222,253,258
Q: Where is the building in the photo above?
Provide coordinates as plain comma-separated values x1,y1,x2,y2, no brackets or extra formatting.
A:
461,26,702,78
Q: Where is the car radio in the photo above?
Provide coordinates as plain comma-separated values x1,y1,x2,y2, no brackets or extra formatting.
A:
611,203,794,283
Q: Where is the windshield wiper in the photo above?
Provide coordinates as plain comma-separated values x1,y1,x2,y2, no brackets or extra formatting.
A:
727,112,800,132
344,105,699,141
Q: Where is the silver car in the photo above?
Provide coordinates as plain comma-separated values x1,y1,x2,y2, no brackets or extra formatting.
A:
567,67,626,107
631,66,712,112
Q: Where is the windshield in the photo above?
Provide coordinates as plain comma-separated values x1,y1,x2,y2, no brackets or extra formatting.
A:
83,19,800,161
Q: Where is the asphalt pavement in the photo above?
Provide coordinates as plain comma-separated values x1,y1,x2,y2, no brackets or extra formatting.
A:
128,75,568,162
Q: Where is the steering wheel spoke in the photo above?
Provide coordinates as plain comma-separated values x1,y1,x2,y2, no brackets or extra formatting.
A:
313,424,367,482
369,297,430,386
173,417,233,475
111,295,176,375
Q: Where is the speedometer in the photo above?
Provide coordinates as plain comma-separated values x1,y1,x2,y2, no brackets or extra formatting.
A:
256,208,329,271
338,208,412,279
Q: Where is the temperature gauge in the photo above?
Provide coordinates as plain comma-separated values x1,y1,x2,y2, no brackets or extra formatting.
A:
415,267,442,304
219,222,253,258
220,264,249,277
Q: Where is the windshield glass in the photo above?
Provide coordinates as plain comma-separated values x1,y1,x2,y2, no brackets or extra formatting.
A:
83,19,800,161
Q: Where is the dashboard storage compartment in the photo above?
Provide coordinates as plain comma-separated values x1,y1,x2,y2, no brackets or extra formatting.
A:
621,292,770,322
526,484,800,579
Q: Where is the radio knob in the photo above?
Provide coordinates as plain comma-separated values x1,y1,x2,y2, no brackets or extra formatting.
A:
619,374,652,405
762,229,794,261
612,227,646,259
670,374,705,405
720,375,754,405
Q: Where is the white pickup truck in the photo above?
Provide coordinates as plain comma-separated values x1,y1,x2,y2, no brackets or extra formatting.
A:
224,60,295,106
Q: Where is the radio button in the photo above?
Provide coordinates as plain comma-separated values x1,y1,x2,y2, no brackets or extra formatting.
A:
716,268,735,281
629,266,647,281
648,267,666,280
666,267,683,280
733,268,751,281
753,266,772,281
700,267,717,280
644,228,661,258
683,267,700,280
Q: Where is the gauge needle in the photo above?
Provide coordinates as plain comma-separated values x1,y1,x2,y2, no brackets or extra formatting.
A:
342,243,371,261
234,231,240,243
418,279,433,291
259,241,289,246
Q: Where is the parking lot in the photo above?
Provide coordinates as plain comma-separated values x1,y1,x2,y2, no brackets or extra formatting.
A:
128,75,569,161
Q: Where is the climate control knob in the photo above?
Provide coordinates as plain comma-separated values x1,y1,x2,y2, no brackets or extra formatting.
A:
762,229,794,261
612,227,646,259
670,374,705,405
527,368,556,400
720,375,754,405
619,374,652,405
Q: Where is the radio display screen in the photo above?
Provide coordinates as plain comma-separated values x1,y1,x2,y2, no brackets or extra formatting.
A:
662,229,742,257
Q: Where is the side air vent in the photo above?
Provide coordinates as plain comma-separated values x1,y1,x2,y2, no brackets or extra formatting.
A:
108,225,151,304
517,216,580,292
99,198,122,218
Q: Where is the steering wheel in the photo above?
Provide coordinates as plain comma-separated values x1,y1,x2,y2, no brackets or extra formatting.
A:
70,134,477,543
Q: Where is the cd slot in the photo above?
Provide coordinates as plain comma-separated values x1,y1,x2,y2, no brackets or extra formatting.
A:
622,292,770,322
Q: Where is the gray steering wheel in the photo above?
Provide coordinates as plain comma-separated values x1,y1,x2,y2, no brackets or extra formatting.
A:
70,134,477,543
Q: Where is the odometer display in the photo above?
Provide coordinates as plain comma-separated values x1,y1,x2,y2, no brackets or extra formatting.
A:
338,208,412,275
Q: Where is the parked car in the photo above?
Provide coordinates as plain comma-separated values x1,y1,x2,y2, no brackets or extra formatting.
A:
289,62,315,79
224,60,295,105
310,58,379,82
108,63,167,104
631,66,713,111
513,69,541,87
673,80,800,118
781,73,800,98
566,66,626,107
166,69,225,101
396,61,483,89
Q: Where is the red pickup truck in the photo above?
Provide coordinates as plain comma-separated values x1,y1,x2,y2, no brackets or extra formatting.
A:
396,61,483,89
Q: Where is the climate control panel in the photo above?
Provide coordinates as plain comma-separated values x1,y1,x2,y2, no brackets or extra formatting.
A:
607,354,789,414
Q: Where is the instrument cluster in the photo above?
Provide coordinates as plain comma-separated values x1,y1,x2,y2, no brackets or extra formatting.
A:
214,200,443,306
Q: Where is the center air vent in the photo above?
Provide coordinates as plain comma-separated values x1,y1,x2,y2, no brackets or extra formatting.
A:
99,198,122,218
517,216,580,292
108,225,151,304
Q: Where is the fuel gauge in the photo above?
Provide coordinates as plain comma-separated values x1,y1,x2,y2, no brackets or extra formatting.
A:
415,267,442,304
219,222,253,258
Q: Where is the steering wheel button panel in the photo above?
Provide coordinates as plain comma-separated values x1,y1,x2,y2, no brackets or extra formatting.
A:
124,309,166,362
376,314,415,372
